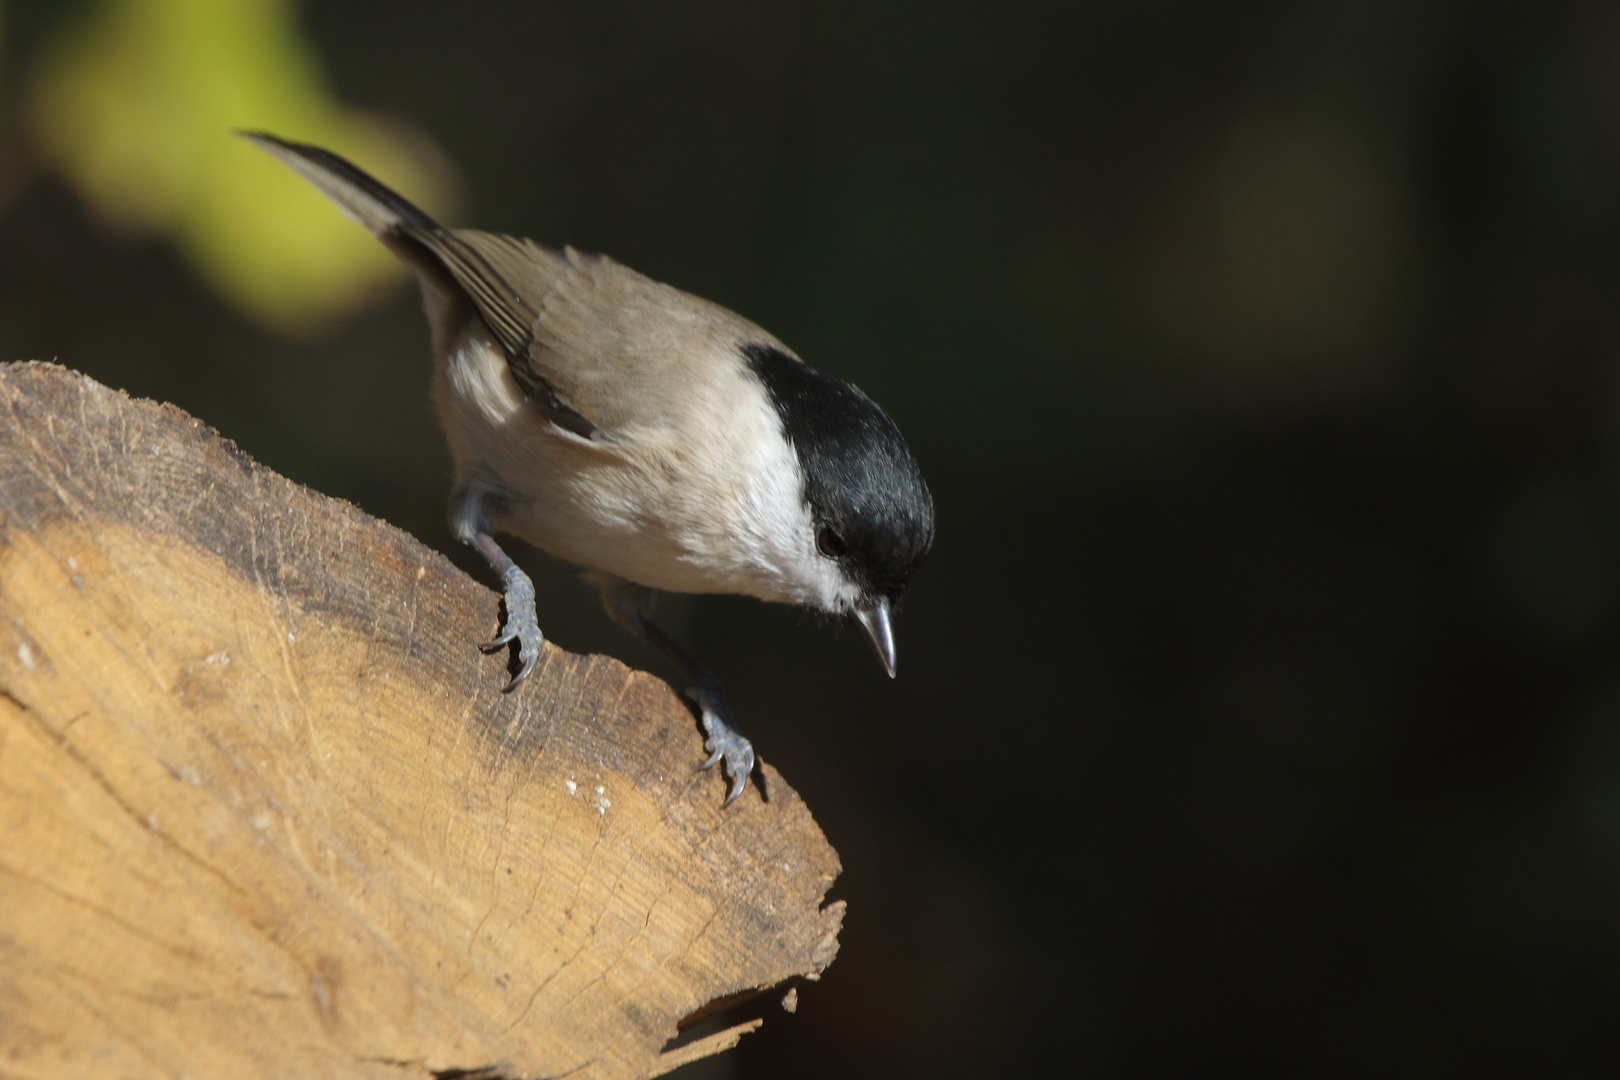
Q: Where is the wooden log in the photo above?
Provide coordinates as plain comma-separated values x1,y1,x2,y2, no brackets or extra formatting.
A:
0,362,843,1079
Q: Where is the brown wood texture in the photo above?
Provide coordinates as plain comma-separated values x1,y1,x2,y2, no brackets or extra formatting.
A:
0,362,843,1079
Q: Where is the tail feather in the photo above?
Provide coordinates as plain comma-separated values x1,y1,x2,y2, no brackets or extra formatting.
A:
239,131,440,238
244,130,565,405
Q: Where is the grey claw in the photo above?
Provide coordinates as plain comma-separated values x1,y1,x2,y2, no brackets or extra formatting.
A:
685,682,755,806
503,643,539,693
722,765,749,807
483,566,541,692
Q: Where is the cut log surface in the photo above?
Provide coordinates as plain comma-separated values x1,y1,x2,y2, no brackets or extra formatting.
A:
0,362,843,1079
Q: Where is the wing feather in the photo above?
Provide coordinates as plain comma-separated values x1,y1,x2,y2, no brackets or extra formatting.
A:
242,131,594,436
245,132,786,442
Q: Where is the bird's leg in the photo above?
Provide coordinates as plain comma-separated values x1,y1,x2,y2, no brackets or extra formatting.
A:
642,621,758,806
451,485,540,692
593,576,756,806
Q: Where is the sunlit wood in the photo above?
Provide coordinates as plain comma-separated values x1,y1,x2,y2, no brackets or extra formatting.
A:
0,362,842,1080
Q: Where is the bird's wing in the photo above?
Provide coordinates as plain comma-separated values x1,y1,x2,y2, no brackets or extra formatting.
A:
453,232,782,435
242,132,597,435
244,132,783,439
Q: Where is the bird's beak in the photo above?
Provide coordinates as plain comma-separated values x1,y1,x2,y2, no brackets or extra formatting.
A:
853,598,897,678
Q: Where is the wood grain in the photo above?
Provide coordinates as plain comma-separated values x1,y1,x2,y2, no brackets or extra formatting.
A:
0,362,842,1079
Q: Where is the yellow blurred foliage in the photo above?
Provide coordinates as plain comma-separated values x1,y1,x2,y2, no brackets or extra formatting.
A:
27,0,455,334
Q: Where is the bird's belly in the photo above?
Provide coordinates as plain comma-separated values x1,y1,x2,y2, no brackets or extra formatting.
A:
505,491,732,596
494,459,714,593
434,378,738,596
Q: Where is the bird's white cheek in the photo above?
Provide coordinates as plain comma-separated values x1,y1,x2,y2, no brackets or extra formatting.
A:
741,481,856,610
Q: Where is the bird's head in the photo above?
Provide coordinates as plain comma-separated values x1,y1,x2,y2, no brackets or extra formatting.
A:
742,343,934,676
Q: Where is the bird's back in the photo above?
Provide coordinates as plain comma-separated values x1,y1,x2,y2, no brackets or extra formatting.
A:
445,230,791,439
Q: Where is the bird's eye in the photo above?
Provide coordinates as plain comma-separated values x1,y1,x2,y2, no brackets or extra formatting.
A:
817,527,847,558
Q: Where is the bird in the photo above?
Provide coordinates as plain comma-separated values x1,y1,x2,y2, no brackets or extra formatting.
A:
244,132,934,805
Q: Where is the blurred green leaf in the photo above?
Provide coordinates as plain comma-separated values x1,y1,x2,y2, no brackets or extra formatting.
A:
27,0,454,333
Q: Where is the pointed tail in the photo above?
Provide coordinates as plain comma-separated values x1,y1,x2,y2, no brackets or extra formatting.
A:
239,131,441,238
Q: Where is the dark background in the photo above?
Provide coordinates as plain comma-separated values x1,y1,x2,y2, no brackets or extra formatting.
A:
6,1,1620,1075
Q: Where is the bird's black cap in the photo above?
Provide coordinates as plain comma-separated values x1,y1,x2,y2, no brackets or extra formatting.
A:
742,343,934,602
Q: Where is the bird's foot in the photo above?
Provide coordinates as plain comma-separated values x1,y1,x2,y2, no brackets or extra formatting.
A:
480,564,541,692
685,680,756,806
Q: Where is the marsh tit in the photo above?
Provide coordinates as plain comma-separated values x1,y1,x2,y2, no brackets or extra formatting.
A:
245,133,934,805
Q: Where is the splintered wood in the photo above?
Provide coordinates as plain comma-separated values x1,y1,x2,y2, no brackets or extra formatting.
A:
0,362,843,1080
